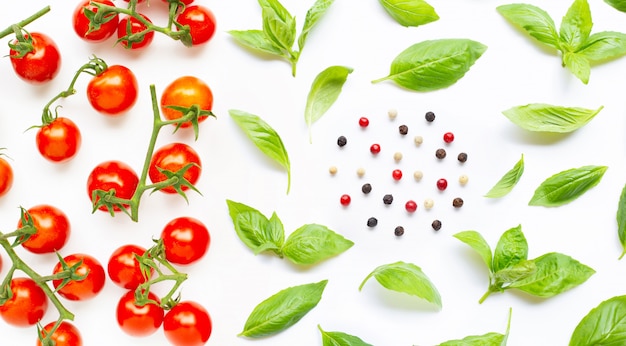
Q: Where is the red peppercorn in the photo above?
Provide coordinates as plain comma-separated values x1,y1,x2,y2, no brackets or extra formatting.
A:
359,117,369,127
405,200,417,213
436,178,448,191
370,144,381,154
443,132,455,143
340,194,351,206
392,169,402,180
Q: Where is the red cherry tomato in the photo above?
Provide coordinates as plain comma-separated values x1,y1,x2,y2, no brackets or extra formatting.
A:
107,244,152,290
117,14,154,50
116,290,164,337
176,5,216,46
73,0,119,42
86,65,138,115
18,204,71,254
9,32,61,84
160,76,213,129
163,301,211,346
87,160,139,212
0,277,48,327
37,321,83,346
36,117,82,163
149,142,201,194
52,253,106,301
0,155,13,198
161,216,210,265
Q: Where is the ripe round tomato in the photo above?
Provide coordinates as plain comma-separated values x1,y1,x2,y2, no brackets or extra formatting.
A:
53,253,106,301
37,321,83,346
163,301,211,346
18,204,71,254
161,216,210,265
107,244,153,289
160,76,213,129
149,142,201,194
73,0,119,42
0,155,13,198
87,160,139,212
86,65,138,115
116,290,164,337
9,32,61,84
36,117,82,163
176,5,216,46
0,277,48,327
117,14,154,50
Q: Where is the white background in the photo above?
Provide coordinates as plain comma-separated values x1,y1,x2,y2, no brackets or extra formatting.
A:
1,0,626,345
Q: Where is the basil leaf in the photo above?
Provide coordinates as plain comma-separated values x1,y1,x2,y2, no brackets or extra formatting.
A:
493,260,536,288
496,4,559,50
229,109,291,194
605,0,626,12
239,280,328,338
298,0,335,53
226,200,284,255
378,0,439,27
305,65,353,142
569,295,626,346
453,230,493,272
259,0,296,52
563,51,591,84
227,29,283,56
318,325,373,346
617,184,626,260
559,0,592,52
493,225,528,273
577,31,626,62
529,165,607,207
485,154,525,198
508,252,595,298
371,38,487,92
359,261,442,309
501,104,603,133
282,224,354,265
438,332,506,346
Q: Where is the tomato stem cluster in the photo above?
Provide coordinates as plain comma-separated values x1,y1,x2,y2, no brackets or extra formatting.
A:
0,6,50,58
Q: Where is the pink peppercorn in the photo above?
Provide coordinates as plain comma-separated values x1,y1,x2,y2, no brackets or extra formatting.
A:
340,194,351,206
405,200,417,213
443,132,455,143
359,117,369,127
370,144,381,154
437,178,448,191
392,169,402,180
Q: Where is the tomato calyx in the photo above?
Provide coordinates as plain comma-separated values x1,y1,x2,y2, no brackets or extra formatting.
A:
0,6,51,56
81,3,119,36
153,162,202,197
164,104,215,139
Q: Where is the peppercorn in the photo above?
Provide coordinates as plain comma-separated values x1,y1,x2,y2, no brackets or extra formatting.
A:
413,170,423,181
383,194,393,205
394,226,404,236
436,178,448,191
393,152,403,162
329,166,337,175
340,194,351,206
359,117,369,127
443,132,455,143
370,143,381,154
362,183,372,194
388,109,398,120
367,217,378,228
399,125,408,135
458,152,468,163
337,136,347,147
392,169,402,181
424,198,434,209
459,174,469,185
453,197,464,208
356,167,365,177
432,220,442,231
425,111,435,122
435,148,446,159
405,200,417,213
414,136,423,146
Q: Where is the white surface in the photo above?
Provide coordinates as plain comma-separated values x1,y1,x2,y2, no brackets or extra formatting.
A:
1,0,626,345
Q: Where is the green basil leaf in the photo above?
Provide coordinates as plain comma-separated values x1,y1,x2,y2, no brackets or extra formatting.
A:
496,4,559,50
371,38,487,92
453,230,493,272
239,280,328,338
605,0,626,12
508,252,595,298
559,0,592,52
569,295,626,346
493,260,536,287
226,200,284,254
577,31,626,62
378,0,439,27
228,29,284,56
318,325,373,346
259,0,296,52
229,109,291,194
282,224,354,265
298,0,335,53
304,65,353,142
485,154,525,198
493,225,528,273
563,51,591,84
501,104,602,133
617,184,626,260
359,261,442,309
438,332,506,346
529,165,607,207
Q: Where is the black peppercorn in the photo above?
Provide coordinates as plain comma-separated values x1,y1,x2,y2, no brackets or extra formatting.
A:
453,197,464,208
394,226,404,236
337,136,347,147
399,125,408,135
367,217,378,227
383,194,393,205
432,220,442,231
425,111,435,122
458,152,468,163
435,148,446,159
362,183,372,194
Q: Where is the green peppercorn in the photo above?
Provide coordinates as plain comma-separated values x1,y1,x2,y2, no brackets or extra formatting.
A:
337,136,347,147
367,217,378,227
362,183,372,194
458,152,468,163
453,197,464,208
432,220,442,231
399,125,408,135
436,148,446,159
383,194,393,205
425,111,436,122
394,226,404,236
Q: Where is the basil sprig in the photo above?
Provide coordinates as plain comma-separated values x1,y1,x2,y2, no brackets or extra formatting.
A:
454,225,595,303
529,165,607,207
497,0,626,84
485,154,524,198
372,38,487,92
378,0,439,27
437,308,512,346
226,200,354,265
569,295,626,345
318,325,373,346
239,280,328,338
228,0,335,76
616,183,626,259
501,104,603,133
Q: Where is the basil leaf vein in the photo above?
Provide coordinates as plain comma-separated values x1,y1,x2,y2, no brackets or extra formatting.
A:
501,104,603,133
569,295,626,345
378,0,439,27
485,154,524,198
226,199,284,254
496,3,559,49
559,0,592,52
529,165,608,207
493,225,528,273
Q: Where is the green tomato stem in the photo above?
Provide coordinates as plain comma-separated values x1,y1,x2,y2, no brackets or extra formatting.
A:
0,6,50,39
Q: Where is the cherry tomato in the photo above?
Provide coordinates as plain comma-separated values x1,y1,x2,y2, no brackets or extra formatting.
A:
36,117,82,163
160,76,213,129
9,32,61,84
117,14,154,50
73,0,119,42
86,65,138,115
116,290,164,337
176,5,216,46
107,244,152,290
163,301,211,346
0,277,48,327
0,155,13,198
18,204,71,254
37,321,83,346
161,216,210,265
52,253,106,301
149,142,201,194
87,160,139,212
